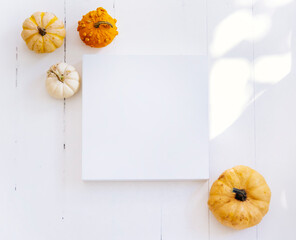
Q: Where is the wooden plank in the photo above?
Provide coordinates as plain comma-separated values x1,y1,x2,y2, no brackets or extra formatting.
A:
114,0,207,55
254,1,296,239
161,182,209,240
11,0,66,238
0,0,18,238
145,1,209,239
208,0,257,239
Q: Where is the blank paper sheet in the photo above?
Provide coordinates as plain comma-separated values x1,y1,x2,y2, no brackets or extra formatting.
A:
82,55,208,181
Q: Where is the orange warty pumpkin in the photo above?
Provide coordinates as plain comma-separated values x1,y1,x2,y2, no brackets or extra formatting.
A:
77,7,118,48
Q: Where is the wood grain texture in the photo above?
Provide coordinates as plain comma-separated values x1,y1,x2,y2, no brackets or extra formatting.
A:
12,1,65,239
254,1,296,239
0,0,18,238
208,0,256,238
1,0,295,239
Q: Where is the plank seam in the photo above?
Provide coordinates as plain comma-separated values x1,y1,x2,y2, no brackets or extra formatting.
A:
63,0,67,149
205,0,210,239
251,0,258,239
15,47,18,88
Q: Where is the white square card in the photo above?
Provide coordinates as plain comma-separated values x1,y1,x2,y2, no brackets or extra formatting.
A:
82,55,208,181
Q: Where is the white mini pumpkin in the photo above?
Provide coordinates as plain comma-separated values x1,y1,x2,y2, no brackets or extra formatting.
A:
46,63,80,99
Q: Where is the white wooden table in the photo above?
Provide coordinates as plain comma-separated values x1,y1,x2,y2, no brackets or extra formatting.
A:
1,0,295,239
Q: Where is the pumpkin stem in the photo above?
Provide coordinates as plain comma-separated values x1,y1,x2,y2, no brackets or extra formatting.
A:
37,26,47,36
48,69,64,83
233,188,247,201
93,21,113,28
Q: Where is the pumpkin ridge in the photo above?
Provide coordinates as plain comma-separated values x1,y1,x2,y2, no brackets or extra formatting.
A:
248,202,264,226
217,175,233,189
246,173,270,194
29,16,37,26
49,80,60,94
42,36,46,53
30,36,39,51
47,27,65,30
63,83,74,96
33,38,43,53
40,12,45,27
209,197,232,212
47,32,64,40
230,202,241,226
232,167,247,188
27,36,41,52
63,79,76,92
46,36,58,48
40,37,43,53
245,170,255,189
249,199,270,215
25,33,38,44
63,65,70,74
246,186,271,203
214,201,238,224
217,180,233,192
52,84,64,98
247,195,268,202
246,202,253,220
247,199,261,213
45,16,58,28
210,203,226,213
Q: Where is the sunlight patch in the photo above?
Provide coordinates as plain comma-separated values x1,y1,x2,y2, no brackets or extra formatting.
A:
210,59,252,139
264,0,294,8
255,53,291,84
210,10,270,58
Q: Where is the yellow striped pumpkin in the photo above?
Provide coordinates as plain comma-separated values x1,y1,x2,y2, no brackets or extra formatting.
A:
21,12,66,53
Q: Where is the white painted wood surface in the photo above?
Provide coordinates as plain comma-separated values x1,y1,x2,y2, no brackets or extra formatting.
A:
1,0,295,239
